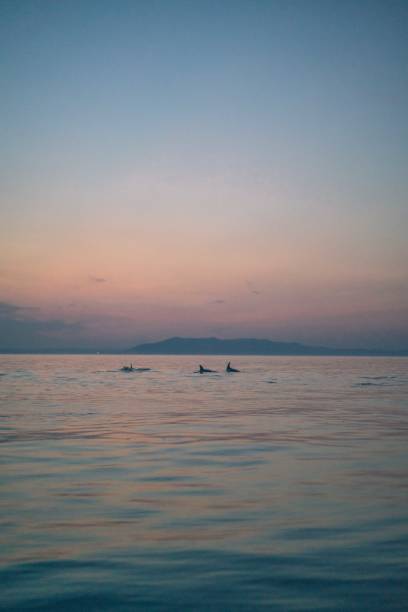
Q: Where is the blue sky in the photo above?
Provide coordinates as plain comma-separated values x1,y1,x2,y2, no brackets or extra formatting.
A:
1,0,407,349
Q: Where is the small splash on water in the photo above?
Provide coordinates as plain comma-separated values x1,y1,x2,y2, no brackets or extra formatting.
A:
361,375,397,381
355,381,386,387
354,374,400,387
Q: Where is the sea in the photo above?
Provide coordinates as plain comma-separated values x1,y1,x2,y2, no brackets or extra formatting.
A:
1,355,407,611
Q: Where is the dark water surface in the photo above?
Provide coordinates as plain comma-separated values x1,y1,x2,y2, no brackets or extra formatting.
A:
1,355,407,611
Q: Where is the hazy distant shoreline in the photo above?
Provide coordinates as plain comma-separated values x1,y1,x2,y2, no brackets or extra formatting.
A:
1,337,407,357
127,337,408,357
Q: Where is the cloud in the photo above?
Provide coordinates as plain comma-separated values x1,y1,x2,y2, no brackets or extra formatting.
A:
89,275,107,283
0,302,39,316
0,302,18,316
210,299,226,304
0,301,82,350
246,280,261,295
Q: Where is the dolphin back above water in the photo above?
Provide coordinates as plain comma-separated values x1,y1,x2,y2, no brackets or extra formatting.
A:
226,361,240,372
120,364,151,372
196,364,217,373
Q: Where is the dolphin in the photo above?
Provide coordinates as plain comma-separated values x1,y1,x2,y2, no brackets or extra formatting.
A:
121,364,151,372
196,364,217,373
226,361,240,373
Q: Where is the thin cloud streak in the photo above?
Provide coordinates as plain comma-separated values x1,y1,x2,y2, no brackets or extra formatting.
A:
89,275,108,283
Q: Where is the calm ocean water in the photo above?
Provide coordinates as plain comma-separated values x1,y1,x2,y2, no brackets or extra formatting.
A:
1,355,407,611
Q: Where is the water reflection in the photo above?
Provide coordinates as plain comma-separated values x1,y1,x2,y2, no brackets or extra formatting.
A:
1,356,408,610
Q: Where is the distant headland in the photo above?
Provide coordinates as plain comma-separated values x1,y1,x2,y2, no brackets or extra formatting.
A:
1,336,407,356
127,337,408,357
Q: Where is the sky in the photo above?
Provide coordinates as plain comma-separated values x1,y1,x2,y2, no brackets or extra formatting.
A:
1,0,407,350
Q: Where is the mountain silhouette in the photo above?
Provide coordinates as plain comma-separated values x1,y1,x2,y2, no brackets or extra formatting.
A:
127,337,407,356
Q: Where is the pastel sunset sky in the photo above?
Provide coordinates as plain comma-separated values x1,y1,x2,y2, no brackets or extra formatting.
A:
1,0,407,350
